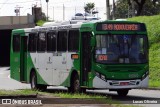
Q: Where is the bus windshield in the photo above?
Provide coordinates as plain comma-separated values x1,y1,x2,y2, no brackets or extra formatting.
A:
95,35,148,64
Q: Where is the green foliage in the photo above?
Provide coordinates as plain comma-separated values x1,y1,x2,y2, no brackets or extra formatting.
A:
128,15,160,45
54,92,105,98
36,20,46,26
149,80,160,88
115,0,129,18
115,0,160,18
53,93,120,105
0,89,38,95
84,2,95,14
128,15,160,87
136,0,160,16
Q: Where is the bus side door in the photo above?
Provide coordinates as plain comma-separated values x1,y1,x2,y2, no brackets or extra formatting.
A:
20,36,28,82
80,32,92,86
11,34,27,82
11,34,21,81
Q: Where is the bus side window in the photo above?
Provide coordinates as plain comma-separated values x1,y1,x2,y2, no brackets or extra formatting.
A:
37,32,46,52
68,30,79,52
28,33,37,52
47,32,56,52
13,35,20,52
57,31,67,51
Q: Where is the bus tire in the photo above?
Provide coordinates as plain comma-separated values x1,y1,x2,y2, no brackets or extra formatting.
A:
30,71,39,90
80,88,86,93
69,74,80,93
38,85,47,91
30,72,47,91
117,89,129,97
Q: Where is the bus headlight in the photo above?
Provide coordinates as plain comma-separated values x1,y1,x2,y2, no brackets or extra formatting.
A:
142,71,149,80
95,71,107,82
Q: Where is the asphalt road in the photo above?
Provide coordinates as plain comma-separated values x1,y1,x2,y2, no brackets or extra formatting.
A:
0,67,160,107
0,67,30,90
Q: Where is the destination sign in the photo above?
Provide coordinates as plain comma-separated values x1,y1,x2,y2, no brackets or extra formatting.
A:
96,23,146,31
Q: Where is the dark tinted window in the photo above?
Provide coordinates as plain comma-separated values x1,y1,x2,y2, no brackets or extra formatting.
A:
28,33,37,52
68,30,79,51
95,35,148,64
37,32,46,52
23,36,28,52
47,32,56,51
57,31,67,51
13,35,20,52
75,13,83,16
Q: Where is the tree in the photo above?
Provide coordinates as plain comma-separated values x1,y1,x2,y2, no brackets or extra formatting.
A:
128,0,160,16
84,3,95,14
115,0,129,18
153,0,158,5
41,12,47,21
128,0,146,16
140,0,160,15
115,0,160,18
131,0,160,16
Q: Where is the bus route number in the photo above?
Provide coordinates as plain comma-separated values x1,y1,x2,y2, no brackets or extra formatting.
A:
102,24,139,31
98,55,108,61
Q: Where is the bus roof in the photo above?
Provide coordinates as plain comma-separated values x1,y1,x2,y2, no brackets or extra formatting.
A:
12,20,145,33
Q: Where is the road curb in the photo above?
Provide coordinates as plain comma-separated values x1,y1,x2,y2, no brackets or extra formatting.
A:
0,94,37,99
140,88,160,90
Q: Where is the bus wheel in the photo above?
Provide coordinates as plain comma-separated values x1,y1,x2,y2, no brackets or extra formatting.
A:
30,72,47,91
69,74,80,93
30,72,38,90
117,89,129,97
38,85,47,91
80,88,86,93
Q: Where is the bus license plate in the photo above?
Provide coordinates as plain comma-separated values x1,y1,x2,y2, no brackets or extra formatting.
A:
120,82,129,86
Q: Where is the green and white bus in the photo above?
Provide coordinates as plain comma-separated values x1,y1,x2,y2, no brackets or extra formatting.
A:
10,20,149,96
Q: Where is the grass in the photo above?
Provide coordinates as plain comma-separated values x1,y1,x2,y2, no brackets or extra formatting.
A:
128,15,160,88
53,92,114,104
53,93,140,107
149,80,160,88
0,89,140,107
49,92,141,107
0,89,38,95
36,20,46,26
53,92,105,98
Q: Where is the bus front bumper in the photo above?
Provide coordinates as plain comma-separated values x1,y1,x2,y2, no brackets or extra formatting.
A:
92,76,149,89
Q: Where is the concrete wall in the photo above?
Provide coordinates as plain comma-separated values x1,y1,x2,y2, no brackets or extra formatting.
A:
0,17,12,25
0,15,35,66
12,16,28,24
0,14,34,26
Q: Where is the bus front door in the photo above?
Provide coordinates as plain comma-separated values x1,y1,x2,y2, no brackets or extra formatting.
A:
20,36,28,82
81,32,92,86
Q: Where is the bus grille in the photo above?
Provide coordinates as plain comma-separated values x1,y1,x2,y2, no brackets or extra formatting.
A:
109,80,139,86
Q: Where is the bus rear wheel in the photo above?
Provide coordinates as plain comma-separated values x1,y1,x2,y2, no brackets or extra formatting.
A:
117,89,129,97
30,72,47,91
69,74,80,93
68,73,86,93
69,74,86,93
